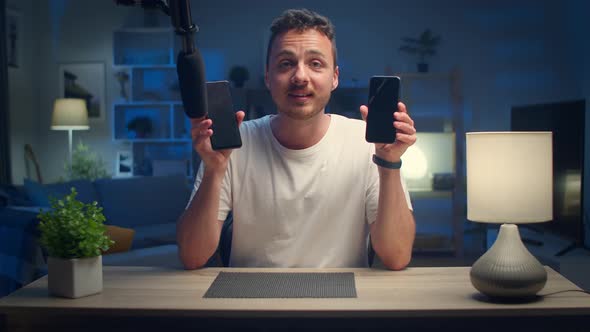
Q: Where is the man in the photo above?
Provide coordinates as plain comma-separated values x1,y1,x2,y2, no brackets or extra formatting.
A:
177,8,416,270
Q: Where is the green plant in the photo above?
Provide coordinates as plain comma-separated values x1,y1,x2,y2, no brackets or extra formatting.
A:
64,142,110,181
399,29,441,63
38,188,113,259
229,65,250,88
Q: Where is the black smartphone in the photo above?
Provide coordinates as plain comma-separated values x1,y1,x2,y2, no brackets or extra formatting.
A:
206,81,242,150
365,76,400,143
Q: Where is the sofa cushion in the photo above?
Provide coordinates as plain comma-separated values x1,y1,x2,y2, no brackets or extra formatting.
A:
0,208,45,297
23,179,99,207
131,223,176,249
102,244,183,268
94,175,190,228
0,185,32,207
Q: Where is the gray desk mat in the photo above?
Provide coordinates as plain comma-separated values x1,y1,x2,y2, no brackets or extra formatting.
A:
203,272,357,298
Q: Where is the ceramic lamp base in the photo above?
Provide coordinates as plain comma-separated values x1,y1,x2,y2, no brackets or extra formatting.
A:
470,224,547,299
48,255,103,298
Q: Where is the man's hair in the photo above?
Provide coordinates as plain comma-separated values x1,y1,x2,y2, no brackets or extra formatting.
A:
266,8,337,68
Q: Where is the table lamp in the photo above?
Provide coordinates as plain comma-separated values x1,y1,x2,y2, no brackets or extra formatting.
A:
51,98,89,167
466,132,552,299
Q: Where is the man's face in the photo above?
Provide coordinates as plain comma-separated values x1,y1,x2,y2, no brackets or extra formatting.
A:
265,29,339,121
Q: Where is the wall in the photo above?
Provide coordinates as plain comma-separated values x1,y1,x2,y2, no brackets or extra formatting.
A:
29,0,135,184
7,0,586,185
6,0,38,184
563,0,590,247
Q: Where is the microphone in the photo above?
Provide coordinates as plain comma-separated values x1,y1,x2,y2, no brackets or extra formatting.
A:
114,0,207,119
169,0,208,119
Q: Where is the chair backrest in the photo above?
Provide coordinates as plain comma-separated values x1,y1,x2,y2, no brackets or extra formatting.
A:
24,144,43,184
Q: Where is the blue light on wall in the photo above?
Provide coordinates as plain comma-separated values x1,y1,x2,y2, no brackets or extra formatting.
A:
200,49,225,81
494,71,555,90
493,40,546,60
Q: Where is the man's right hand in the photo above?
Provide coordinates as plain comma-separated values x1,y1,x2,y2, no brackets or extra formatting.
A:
191,111,246,173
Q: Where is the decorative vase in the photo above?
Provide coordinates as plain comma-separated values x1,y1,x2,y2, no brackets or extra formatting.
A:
470,224,547,299
48,255,103,298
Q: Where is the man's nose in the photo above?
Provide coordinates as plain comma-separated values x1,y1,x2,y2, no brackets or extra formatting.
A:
291,63,309,85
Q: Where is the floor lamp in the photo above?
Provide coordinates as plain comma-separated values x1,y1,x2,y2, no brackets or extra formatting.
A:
51,98,89,171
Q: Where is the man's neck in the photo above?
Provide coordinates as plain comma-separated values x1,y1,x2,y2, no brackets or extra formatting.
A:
270,112,331,150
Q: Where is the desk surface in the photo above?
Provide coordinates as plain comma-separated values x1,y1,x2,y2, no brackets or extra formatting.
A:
1,266,589,319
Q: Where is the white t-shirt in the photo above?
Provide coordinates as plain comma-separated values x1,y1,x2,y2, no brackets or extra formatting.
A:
191,114,412,267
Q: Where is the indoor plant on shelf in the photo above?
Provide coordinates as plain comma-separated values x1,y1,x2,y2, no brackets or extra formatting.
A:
38,188,113,298
229,65,250,88
399,29,441,73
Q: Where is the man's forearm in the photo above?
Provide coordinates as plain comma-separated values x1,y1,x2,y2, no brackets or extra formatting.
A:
371,168,415,270
176,168,225,269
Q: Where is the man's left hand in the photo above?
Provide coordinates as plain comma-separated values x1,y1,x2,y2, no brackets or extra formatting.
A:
360,101,417,163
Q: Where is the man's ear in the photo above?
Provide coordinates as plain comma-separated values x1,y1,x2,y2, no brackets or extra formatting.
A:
331,65,339,91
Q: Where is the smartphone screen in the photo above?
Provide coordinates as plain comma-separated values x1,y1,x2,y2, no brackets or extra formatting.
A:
365,76,400,143
206,81,242,150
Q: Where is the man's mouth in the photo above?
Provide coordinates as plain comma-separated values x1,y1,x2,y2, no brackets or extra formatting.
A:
288,91,313,101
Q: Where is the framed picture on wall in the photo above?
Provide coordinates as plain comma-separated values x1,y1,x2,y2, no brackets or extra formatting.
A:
116,150,133,177
5,9,20,68
58,62,106,122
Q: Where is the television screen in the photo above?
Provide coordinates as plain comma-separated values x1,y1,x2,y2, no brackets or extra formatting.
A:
511,100,586,251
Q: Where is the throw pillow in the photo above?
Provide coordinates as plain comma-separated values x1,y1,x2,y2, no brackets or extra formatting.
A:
103,225,135,255
23,179,51,206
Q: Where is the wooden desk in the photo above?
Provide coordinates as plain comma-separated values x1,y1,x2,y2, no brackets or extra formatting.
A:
1,266,589,331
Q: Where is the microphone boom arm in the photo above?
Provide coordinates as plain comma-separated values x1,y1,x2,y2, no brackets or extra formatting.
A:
168,0,197,54
114,0,208,118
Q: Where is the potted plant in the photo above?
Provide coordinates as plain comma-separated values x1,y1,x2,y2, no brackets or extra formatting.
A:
229,65,250,88
64,141,110,181
399,29,441,73
126,116,153,138
37,188,113,298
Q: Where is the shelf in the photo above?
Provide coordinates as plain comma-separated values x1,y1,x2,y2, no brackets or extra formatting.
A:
396,72,455,80
131,67,180,102
113,104,171,140
112,28,196,179
132,142,192,177
173,104,191,140
115,139,192,143
413,233,455,254
113,29,174,66
113,101,181,106
398,70,465,257
410,190,453,199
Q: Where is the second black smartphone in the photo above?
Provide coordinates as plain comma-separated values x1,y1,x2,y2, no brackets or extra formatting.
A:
206,81,242,150
365,76,400,143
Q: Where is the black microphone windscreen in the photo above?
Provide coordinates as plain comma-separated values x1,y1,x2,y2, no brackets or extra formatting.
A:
177,51,207,118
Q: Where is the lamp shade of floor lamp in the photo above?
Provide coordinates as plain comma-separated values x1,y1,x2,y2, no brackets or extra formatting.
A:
51,98,89,167
466,132,552,299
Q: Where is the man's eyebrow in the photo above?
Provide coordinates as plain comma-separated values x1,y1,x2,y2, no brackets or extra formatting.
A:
274,50,296,58
306,49,326,58
273,49,327,59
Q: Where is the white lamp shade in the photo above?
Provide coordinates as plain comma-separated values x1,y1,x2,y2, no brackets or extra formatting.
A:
51,98,89,130
466,132,552,223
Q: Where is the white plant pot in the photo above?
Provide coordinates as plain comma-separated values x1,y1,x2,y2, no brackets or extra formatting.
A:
47,255,103,298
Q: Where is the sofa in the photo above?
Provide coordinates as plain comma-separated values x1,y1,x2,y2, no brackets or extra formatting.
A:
0,174,201,297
